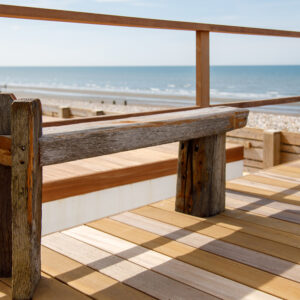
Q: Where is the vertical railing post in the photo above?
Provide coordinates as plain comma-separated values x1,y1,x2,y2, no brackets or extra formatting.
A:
0,93,15,277
196,31,210,107
176,31,226,217
11,99,42,299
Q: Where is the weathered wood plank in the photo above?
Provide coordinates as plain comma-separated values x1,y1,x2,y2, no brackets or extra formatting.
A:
281,144,300,154
176,134,226,217
0,94,15,277
227,127,263,141
40,106,248,166
281,131,300,146
263,130,281,168
11,99,42,299
244,159,264,169
281,152,300,163
244,148,263,161
226,136,263,148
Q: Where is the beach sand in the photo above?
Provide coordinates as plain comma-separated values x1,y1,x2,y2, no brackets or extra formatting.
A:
3,85,300,133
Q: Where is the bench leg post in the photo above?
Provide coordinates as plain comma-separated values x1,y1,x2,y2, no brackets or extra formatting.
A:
11,99,42,300
0,94,15,277
176,133,226,217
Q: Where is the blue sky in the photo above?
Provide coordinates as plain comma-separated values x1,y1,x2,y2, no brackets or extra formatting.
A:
0,0,300,66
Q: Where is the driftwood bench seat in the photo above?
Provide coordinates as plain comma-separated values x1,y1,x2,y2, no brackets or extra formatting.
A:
0,94,248,299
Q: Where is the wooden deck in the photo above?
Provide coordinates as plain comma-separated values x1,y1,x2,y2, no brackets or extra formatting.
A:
1,160,300,299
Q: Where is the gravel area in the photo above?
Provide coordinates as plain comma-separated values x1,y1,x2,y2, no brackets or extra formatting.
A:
247,111,300,133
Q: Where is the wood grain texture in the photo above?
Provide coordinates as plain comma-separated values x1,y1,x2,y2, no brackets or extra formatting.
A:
11,99,42,299
227,127,263,141
135,205,300,264
88,217,300,299
196,31,210,107
0,94,15,276
152,198,300,249
41,246,153,300
281,152,300,163
226,195,300,225
281,144,300,154
63,225,278,300
281,132,300,146
43,232,217,300
112,211,300,283
40,106,248,166
1,4,300,37
263,130,281,168
176,134,226,217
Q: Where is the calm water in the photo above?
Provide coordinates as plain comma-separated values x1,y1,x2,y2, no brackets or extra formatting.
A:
0,66,300,112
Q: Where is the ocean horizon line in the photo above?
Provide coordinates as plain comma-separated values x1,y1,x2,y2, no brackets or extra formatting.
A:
1,64,300,68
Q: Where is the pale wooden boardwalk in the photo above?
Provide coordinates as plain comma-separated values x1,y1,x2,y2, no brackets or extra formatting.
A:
1,161,300,299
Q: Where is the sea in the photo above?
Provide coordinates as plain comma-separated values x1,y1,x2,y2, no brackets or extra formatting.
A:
0,65,300,114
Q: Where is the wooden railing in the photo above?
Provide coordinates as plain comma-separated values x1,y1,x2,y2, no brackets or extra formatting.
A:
0,5,300,300
0,4,300,109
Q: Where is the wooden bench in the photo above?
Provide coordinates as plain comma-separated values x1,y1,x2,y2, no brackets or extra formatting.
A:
0,94,248,299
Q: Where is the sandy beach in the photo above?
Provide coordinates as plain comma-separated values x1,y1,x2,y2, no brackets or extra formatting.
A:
2,85,300,133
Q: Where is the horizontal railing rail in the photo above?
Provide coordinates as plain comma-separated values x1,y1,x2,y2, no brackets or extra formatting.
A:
1,4,300,37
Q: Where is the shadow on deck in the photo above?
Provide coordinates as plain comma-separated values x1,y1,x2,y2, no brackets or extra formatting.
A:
1,160,300,299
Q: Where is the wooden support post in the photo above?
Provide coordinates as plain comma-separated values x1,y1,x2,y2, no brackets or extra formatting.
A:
58,106,71,118
0,94,15,277
11,99,42,300
196,31,210,107
263,130,281,168
176,133,226,217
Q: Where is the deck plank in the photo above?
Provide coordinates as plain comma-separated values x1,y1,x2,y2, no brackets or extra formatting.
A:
226,196,300,224
151,198,300,246
229,178,300,200
110,211,300,282
42,232,217,300
244,174,300,191
41,246,152,300
226,181,300,206
62,225,277,300
226,190,300,215
1,273,91,300
145,203,300,263
87,217,300,299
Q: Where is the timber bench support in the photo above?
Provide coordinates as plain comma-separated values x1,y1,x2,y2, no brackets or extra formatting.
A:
0,93,248,299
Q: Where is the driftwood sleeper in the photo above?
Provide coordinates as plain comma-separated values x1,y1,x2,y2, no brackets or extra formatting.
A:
0,93,248,299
